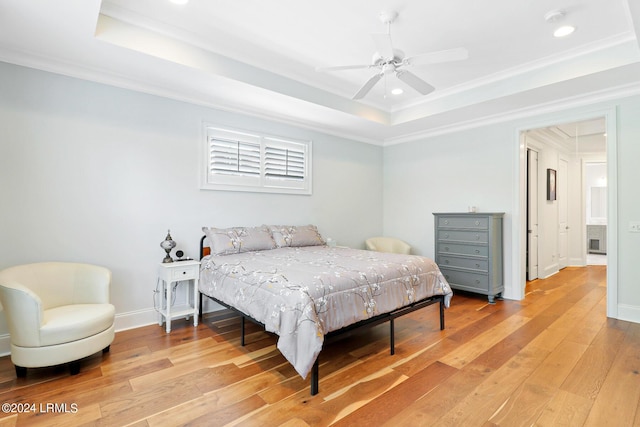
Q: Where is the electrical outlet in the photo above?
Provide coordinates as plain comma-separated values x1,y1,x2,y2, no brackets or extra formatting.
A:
630,221,640,233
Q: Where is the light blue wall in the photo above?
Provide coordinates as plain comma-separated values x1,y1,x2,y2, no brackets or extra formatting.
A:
616,97,640,313
0,62,383,337
383,126,514,258
1,58,639,351
383,95,640,321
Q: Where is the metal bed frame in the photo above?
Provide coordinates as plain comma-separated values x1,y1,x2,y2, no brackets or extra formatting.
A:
198,235,445,395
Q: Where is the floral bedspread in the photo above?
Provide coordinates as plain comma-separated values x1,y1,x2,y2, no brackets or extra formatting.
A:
199,246,452,379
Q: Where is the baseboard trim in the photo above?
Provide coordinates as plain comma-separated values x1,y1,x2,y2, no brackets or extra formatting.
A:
616,304,640,324
0,306,224,357
114,308,161,332
0,335,10,357
0,310,160,357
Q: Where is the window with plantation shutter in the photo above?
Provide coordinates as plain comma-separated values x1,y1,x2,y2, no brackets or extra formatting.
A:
210,139,260,178
201,125,312,194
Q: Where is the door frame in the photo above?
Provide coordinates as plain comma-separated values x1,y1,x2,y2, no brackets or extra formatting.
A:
526,147,539,281
558,156,569,270
513,106,618,318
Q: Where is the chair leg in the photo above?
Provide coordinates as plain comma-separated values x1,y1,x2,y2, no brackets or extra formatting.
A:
102,345,110,354
69,361,80,375
15,366,26,378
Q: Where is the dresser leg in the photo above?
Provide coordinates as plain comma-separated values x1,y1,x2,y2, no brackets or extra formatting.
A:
488,293,504,304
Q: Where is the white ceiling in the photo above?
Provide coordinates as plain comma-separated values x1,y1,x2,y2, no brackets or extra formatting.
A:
1,0,639,145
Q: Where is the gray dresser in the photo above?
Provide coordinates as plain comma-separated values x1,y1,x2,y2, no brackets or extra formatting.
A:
433,212,504,303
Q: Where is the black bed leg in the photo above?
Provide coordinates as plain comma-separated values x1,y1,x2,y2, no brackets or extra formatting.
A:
241,316,246,346
440,299,445,330
311,358,319,395
199,293,203,321
390,318,395,355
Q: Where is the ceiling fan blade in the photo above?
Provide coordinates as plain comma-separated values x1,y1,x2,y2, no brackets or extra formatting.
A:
352,73,383,99
371,33,394,59
404,47,469,66
396,70,435,95
316,64,372,72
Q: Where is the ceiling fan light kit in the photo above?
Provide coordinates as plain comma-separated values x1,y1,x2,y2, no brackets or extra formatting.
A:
318,10,468,100
378,10,398,25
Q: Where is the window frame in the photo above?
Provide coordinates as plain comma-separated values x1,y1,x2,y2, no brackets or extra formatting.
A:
200,124,312,195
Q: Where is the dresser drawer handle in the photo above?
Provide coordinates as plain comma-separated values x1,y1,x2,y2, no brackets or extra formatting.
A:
475,279,481,284
444,233,450,238
475,220,480,226
444,247,450,252
475,249,480,254
445,260,450,264
475,234,480,240
476,263,481,268
444,220,449,225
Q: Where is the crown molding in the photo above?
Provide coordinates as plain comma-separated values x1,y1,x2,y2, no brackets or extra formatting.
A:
383,80,640,146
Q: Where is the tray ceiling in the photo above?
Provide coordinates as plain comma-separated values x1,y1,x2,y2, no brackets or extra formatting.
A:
1,0,639,144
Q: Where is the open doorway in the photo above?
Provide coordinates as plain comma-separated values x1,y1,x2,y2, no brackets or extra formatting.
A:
523,117,607,280
585,162,607,266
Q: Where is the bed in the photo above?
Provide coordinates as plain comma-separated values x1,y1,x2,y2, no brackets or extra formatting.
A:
198,225,453,395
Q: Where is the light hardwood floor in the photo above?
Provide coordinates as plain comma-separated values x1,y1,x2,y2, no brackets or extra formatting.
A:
1,265,637,426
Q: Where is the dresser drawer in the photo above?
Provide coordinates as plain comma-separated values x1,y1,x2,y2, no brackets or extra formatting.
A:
437,243,488,257
440,268,489,291
437,216,489,229
438,255,488,272
438,230,488,244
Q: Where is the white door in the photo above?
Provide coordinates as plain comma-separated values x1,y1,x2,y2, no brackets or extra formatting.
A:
558,157,569,269
527,149,539,280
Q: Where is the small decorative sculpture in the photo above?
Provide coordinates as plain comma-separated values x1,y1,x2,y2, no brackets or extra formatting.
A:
160,230,176,263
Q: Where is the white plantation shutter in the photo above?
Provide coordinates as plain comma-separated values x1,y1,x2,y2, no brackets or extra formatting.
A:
209,138,261,177
202,125,312,194
264,138,306,184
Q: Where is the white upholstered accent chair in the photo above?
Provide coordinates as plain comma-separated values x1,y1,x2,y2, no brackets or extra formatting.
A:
0,262,115,377
365,237,411,254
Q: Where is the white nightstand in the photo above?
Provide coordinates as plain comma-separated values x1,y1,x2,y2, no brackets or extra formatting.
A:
157,260,200,333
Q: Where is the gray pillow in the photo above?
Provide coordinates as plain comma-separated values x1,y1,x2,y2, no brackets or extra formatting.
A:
267,224,326,247
202,225,276,255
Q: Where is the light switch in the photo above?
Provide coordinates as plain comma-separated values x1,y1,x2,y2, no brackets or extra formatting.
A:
630,221,640,233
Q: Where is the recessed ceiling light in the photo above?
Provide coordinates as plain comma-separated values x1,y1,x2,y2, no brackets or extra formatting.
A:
391,88,404,95
554,25,576,37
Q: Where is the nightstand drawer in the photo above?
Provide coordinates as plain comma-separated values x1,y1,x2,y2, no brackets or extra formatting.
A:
171,265,199,280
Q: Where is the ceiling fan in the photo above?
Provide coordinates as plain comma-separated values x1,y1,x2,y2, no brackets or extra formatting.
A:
317,11,468,100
